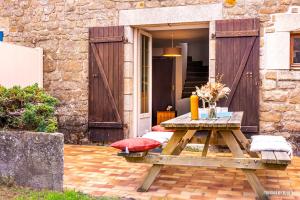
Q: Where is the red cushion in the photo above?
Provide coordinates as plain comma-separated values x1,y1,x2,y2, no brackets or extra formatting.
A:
152,125,175,132
110,138,161,152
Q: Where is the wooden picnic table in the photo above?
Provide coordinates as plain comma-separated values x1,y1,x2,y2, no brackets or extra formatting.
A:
123,111,291,200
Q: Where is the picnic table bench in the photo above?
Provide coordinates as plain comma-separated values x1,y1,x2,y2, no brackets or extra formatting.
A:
120,112,291,200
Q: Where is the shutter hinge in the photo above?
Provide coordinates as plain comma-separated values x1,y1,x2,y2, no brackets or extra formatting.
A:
211,33,216,39
123,36,128,43
255,80,262,86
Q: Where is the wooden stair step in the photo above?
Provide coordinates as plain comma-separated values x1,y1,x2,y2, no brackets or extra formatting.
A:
187,61,203,66
186,77,209,81
184,81,207,87
187,66,208,72
186,72,209,76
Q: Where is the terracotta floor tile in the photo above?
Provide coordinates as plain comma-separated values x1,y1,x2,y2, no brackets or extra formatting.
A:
64,145,300,200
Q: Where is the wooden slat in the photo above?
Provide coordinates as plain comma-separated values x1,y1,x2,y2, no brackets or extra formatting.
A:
202,130,212,157
216,30,259,38
261,151,277,164
248,19,260,133
108,27,114,122
241,126,258,133
213,116,230,128
227,112,243,127
113,27,119,122
273,151,291,164
172,130,197,155
99,27,105,122
118,27,124,126
162,130,188,155
126,154,265,169
231,19,240,123
103,27,109,123
89,122,123,128
126,154,287,171
88,28,95,122
220,131,244,157
90,36,124,43
161,111,243,129
232,130,259,158
119,151,148,157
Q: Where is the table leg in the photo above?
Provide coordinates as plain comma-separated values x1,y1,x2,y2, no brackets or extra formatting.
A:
220,131,243,157
232,130,259,158
220,131,268,200
202,130,212,157
244,169,268,200
138,130,196,192
172,130,197,155
137,165,162,192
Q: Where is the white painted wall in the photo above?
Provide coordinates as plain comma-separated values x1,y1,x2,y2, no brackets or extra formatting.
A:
180,43,188,87
0,42,43,87
265,32,290,70
175,43,190,115
175,44,187,102
264,7,300,70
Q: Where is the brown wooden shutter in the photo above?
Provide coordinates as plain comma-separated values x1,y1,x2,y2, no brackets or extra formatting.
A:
216,18,260,133
88,26,124,143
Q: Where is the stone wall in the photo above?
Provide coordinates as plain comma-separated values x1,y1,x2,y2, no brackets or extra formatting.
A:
0,131,64,191
0,0,300,143
260,71,300,148
258,6,300,148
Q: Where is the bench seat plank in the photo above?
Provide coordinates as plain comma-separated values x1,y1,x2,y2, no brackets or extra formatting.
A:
261,151,277,164
273,151,291,164
118,151,148,157
261,151,291,165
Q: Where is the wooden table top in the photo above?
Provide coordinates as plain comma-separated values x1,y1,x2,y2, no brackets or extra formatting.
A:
161,111,243,129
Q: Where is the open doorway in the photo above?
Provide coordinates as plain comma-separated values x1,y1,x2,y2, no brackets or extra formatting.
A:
150,28,209,126
134,25,209,136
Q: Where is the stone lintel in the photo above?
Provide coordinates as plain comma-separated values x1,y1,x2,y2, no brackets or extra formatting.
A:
119,4,223,26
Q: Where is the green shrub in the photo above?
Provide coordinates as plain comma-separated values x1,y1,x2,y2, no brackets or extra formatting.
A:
0,84,59,133
16,189,118,200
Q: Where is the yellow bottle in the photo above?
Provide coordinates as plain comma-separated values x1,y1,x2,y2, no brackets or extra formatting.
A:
190,92,199,120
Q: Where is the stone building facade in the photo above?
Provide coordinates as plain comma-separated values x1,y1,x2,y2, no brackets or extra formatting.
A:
0,0,299,144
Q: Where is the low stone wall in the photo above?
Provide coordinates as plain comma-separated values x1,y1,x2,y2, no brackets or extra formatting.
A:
0,131,64,191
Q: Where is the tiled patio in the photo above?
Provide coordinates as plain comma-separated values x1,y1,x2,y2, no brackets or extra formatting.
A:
64,145,300,200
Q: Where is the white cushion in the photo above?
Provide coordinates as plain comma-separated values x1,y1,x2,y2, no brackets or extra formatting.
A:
142,131,173,144
250,135,292,155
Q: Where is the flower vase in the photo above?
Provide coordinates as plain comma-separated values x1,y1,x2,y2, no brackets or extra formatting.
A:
208,102,217,119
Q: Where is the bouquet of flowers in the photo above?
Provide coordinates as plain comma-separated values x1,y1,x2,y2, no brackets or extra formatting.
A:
195,75,230,118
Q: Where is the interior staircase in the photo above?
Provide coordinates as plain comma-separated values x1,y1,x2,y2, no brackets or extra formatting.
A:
182,57,209,98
